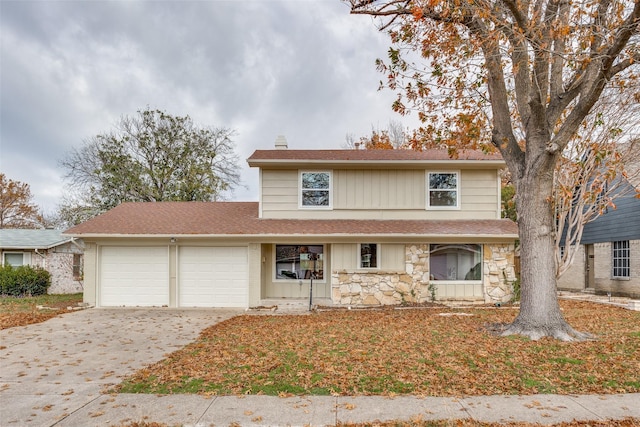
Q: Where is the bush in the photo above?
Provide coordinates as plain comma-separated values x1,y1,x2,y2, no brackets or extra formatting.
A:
0,264,51,296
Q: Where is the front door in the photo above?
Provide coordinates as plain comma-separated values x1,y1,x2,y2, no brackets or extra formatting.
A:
585,244,595,290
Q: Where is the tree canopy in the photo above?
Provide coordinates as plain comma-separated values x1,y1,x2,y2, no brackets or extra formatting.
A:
0,173,43,229
59,109,241,225
350,0,640,340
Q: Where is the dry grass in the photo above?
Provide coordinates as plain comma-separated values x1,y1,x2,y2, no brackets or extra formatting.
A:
116,300,640,397
0,293,83,330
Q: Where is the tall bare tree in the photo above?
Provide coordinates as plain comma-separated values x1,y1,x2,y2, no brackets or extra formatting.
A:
349,0,640,340
59,108,241,224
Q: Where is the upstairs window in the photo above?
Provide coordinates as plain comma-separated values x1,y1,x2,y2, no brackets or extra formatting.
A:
428,172,459,209
612,240,630,278
300,171,331,208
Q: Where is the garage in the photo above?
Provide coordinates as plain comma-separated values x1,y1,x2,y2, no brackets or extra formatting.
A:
100,246,169,307
178,246,248,307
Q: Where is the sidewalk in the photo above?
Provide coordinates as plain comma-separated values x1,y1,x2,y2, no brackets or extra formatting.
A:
6,392,637,426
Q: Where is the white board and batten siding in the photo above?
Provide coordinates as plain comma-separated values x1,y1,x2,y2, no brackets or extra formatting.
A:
332,243,405,271
334,170,425,210
99,246,170,307
178,246,249,308
260,169,500,220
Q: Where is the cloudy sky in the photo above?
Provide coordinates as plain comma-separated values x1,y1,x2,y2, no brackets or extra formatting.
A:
1,0,422,214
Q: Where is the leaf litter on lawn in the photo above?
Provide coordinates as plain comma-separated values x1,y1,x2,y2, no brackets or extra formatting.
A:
115,300,640,396
0,293,83,330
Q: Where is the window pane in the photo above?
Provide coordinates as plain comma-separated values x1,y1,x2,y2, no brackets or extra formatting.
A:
3,253,24,266
360,244,377,268
429,173,456,189
612,240,630,278
275,245,324,280
429,244,482,281
73,254,83,280
428,173,457,207
302,190,329,206
302,172,330,189
430,190,457,206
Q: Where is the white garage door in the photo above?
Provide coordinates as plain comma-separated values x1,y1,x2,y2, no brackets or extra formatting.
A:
100,246,169,307
179,246,248,307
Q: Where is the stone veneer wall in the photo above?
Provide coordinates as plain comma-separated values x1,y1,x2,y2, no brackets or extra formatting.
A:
331,243,516,306
482,243,517,303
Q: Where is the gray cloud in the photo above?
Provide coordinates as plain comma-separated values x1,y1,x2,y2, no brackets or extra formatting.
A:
1,0,419,213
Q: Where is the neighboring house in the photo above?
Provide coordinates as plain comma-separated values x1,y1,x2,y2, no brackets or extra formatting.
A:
65,138,518,308
558,150,640,298
0,229,84,294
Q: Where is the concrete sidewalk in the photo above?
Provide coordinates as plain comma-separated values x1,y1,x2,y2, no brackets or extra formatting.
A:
2,305,639,426
3,391,640,426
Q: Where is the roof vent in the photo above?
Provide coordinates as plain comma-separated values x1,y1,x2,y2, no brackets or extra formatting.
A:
275,135,288,150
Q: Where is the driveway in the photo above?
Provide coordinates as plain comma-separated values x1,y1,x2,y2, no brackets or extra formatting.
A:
0,307,242,426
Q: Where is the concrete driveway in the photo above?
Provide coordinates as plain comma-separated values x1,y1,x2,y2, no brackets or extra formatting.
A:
0,307,242,426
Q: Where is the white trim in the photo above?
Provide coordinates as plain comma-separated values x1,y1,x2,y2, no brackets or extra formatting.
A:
299,170,333,210
429,280,483,285
2,251,30,266
248,159,506,168
258,169,263,219
497,172,502,219
426,171,461,210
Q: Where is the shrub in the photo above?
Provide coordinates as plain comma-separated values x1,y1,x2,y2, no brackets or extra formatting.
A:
0,264,51,296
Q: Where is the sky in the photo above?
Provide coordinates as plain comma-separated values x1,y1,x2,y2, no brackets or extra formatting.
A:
0,0,423,214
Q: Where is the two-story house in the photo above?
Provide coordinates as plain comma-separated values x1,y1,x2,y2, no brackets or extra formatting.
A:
65,138,518,308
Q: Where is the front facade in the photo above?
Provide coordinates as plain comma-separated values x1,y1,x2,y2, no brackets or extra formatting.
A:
0,229,84,294
67,143,518,308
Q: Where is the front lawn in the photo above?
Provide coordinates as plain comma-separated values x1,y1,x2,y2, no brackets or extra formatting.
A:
0,293,83,330
117,300,640,396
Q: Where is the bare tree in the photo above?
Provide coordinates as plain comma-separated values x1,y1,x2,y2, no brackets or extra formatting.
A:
59,108,241,223
554,95,640,278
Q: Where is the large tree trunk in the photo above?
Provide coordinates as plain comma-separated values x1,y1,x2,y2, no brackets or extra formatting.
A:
502,163,593,341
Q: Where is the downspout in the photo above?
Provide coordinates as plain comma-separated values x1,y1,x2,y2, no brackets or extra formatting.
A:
34,248,47,269
69,237,84,250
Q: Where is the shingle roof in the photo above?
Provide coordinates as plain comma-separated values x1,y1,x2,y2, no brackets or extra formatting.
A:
247,149,503,165
64,202,518,239
0,229,74,249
